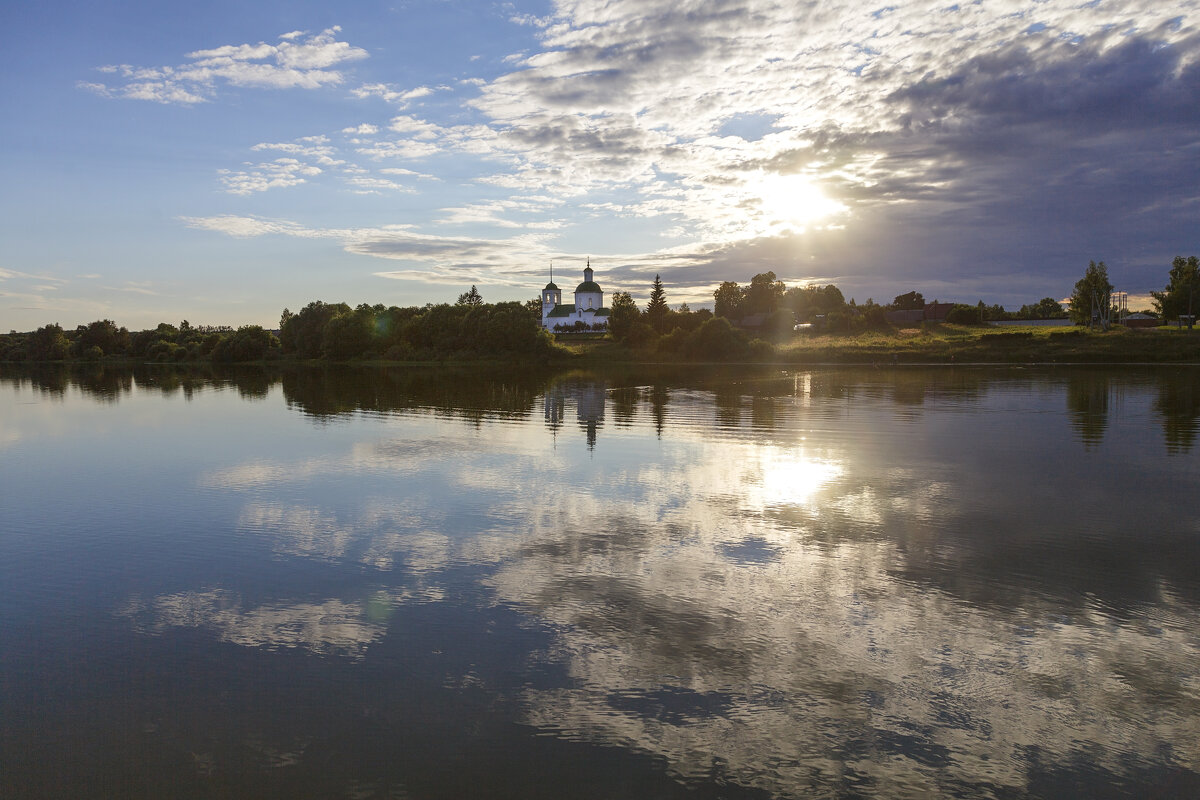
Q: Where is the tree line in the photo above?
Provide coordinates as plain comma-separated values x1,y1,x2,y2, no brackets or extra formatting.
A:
2,256,1194,364
0,319,280,364
0,293,558,364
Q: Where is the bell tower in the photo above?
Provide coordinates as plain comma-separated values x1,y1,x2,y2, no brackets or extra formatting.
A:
542,262,561,311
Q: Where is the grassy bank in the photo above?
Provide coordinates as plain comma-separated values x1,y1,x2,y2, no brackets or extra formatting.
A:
559,324,1200,365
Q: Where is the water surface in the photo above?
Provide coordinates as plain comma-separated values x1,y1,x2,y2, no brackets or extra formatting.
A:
2,364,1198,798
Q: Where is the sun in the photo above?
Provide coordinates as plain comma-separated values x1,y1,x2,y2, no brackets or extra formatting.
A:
752,173,846,233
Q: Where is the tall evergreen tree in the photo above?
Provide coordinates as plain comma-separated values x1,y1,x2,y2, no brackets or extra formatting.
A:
456,285,484,306
646,274,669,333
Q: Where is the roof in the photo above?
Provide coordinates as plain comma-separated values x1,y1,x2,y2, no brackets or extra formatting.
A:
546,304,576,318
575,281,602,293
543,281,559,291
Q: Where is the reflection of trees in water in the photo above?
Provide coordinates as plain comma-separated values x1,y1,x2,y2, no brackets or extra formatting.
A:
714,383,742,429
648,385,668,438
1156,369,1200,454
0,363,133,401
134,365,235,399
0,363,275,401
0,363,70,397
1067,370,1111,448
609,386,639,427
280,365,551,422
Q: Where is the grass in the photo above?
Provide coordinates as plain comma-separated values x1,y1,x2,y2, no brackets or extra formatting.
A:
780,324,1200,364
565,324,1200,365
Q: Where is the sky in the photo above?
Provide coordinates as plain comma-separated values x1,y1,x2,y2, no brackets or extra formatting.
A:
2,0,1198,331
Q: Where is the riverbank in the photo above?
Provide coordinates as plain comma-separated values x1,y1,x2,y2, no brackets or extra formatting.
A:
559,324,1200,365
5,323,1199,367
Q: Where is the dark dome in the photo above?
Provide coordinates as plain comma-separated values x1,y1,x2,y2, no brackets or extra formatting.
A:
544,282,559,291
575,281,601,293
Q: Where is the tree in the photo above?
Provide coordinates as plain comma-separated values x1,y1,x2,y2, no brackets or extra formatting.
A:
744,271,785,315
1069,260,1114,328
1020,297,1066,320
280,301,351,358
607,291,640,340
72,319,129,357
456,285,484,306
785,283,845,321
321,306,375,360
211,325,280,363
891,290,925,310
646,274,668,333
524,296,543,320
713,281,745,319
26,323,71,361
1152,255,1199,328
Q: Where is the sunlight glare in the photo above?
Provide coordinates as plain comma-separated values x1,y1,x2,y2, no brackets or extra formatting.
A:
753,174,846,233
758,451,843,508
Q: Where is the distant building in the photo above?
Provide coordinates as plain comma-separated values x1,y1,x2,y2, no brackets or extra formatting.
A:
923,302,955,322
541,261,611,331
885,302,955,325
1122,312,1159,329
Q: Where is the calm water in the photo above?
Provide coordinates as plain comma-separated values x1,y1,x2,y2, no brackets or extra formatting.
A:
1,364,1198,799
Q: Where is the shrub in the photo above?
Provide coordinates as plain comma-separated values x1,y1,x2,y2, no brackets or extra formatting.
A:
946,304,985,325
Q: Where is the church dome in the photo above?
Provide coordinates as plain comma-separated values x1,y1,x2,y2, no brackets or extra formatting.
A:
544,281,559,291
575,280,601,293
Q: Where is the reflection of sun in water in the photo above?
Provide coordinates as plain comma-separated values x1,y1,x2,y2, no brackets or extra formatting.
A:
751,174,846,234
758,451,843,507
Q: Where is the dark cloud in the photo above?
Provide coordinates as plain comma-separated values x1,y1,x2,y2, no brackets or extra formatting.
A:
777,30,1200,303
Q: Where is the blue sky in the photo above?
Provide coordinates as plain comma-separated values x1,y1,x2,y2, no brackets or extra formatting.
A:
2,0,1198,330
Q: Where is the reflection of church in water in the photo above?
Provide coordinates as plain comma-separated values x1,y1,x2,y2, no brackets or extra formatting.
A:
543,379,606,450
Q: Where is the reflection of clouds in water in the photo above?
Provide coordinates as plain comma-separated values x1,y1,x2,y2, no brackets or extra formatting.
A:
192,384,1199,795
474,442,1200,797
239,502,454,575
198,439,447,489
118,589,389,659
497,532,1200,797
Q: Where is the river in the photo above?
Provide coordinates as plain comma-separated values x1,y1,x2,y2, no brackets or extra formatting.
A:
1,364,1197,798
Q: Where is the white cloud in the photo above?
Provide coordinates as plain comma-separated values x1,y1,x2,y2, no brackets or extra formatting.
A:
180,214,337,239
343,175,416,194
81,27,368,104
219,158,324,195
181,2,1200,303
103,282,161,296
0,268,67,282
350,82,441,105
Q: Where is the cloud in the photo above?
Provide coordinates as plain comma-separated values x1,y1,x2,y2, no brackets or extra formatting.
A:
81,27,368,104
455,0,1200,298
343,175,416,194
103,282,161,296
184,2,1200,305
350,83,443,106
119,588,387,659
219,158,324,195
0,268,67,283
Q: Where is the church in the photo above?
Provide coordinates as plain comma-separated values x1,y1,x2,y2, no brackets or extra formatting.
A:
540,261,611,331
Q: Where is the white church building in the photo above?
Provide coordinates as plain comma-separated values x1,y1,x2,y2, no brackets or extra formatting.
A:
541,261,610,331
